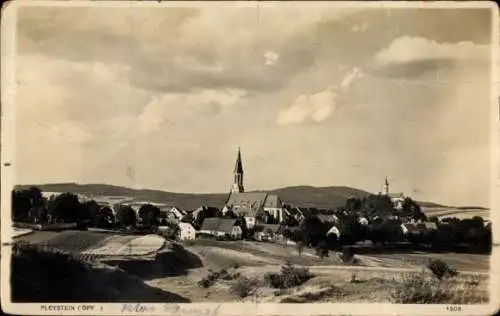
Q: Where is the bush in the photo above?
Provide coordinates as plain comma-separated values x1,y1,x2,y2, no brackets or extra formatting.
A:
427,259,458,280
264,261,312,289
390,273,454,303
198,268,241,288
230,276,259,299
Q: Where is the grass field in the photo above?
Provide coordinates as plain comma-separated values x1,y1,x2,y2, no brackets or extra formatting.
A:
142,239,490,303
421,207,490,220
13,231,490,303
15,230,166,257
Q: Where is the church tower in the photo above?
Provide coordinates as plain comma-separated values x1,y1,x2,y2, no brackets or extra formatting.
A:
382,177,389,195
231,147,244,193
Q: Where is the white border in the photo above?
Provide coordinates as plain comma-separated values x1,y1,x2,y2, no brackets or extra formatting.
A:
1,1,499,315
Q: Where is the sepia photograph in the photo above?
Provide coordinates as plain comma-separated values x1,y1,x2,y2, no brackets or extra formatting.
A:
1,1,498,315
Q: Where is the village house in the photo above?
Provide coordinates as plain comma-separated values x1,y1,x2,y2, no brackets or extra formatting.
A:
177,222,196,240
159,206,186,222
326,225,341,239
400,222,438,235
198,217,243,240
254,224,282,242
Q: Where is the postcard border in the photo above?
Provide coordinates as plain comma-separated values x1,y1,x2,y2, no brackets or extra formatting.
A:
1,1,499,315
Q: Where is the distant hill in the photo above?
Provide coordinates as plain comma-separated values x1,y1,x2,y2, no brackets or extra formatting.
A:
15,182,452,210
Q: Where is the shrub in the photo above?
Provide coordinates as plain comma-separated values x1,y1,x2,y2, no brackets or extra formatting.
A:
264,261,312,289
390,273,454,303
427,259,458,280
230,276,259,299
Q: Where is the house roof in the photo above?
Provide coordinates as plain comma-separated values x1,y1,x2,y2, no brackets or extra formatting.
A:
316,214,335,223
264,194,282,208
255,224,281,233
389,193,404,199
423,222,438,230
200,217,237,233
178,222,195,231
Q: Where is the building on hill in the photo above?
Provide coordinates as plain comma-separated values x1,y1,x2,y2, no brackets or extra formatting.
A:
222,148,288,228
380,177,405,210
198,217,242,240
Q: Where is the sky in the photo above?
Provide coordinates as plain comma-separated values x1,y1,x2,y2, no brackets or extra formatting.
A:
13,4,494,207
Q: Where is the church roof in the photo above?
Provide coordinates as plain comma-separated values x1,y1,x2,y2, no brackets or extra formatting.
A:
388,193,404,198
226,192,268,217
264,194,282,208
234,148,244,174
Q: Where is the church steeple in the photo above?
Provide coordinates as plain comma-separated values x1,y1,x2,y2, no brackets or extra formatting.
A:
382,177,389,195
231,147,244,193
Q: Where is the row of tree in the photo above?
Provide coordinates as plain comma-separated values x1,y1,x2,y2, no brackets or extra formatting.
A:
281,194,491,252
11,187,165,230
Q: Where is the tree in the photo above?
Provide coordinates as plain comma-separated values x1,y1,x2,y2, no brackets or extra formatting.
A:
402,198,426,221
82,200,101,227
138,204,161,228
116,205,137,228
345,197,362,214
316,240,329,259
28,205,48,224
299,215,327,247
47,193,81,223
26,187,44,207
296,240,304,257
12,190,32,222
99,206,115,227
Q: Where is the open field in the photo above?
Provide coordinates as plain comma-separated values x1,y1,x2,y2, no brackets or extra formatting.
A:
141,239,489,303
15,230,166,257
421,207,490,220
12,231,490,303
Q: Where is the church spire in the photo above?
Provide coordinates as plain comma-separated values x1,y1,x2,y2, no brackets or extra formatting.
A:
382,177,389,195
234,147,243,174
231,147,244,193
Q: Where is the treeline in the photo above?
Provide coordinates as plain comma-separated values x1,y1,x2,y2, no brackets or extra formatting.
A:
11,187,165,231
282,194,492,253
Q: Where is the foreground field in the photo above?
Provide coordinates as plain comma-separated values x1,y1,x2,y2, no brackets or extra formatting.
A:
143,239,489,303
13,231,490,303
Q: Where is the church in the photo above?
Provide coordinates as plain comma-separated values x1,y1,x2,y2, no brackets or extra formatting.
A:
221,148,287,229
380,177,405,210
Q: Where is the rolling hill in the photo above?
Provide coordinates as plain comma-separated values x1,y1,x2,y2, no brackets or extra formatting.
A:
15,183,373,210
14,182,475,211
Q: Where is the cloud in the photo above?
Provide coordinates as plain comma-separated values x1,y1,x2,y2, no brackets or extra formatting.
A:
277,88,336,125
264,51,279,66
350,22,369,32
340,67,363,89
375,36,489,66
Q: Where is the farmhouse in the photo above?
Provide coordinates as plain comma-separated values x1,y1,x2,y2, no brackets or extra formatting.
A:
198,218,242,240
178,222,196,240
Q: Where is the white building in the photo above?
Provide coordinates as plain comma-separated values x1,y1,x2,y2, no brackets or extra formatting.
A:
381,177,406,210
178,222,196,240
